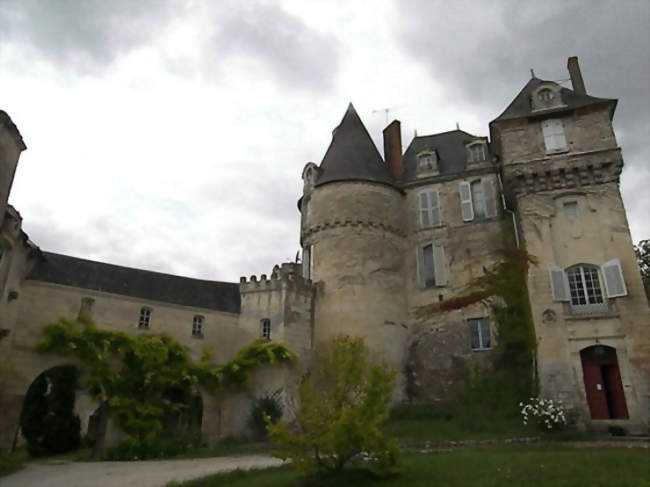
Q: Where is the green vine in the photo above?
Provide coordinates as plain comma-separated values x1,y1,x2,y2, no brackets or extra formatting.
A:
36,314,295,453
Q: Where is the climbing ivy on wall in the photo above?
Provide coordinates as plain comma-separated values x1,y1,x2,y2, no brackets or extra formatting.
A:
416,245,538,404
19,366,81,457
36,314,295,457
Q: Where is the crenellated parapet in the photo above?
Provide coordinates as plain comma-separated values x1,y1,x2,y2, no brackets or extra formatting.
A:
239,262,314,295
502,147,623,197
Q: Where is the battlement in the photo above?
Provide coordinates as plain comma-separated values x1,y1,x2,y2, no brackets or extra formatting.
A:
239,262,314,294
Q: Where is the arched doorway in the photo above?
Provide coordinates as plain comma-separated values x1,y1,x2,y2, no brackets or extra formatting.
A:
19,365,82,456
580,345,628,420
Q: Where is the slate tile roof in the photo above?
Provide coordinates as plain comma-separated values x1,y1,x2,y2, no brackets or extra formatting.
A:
27,251,241,313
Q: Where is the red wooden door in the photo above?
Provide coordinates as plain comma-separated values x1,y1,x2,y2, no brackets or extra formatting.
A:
603,364,629,419
582,362,610,419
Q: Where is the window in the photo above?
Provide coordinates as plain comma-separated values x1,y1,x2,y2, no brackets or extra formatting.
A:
416,242,446,288
302,245,313,280
537,89,554,102
192,315,204,337
563,201,578,220
260,318,271,340
418,188,441,227
468,143,486,163
79,297,94,317
459,179,497,222
468,318,491,350
549,260,628,314
417,151,437,175
542,119,568,153
139,307,152,329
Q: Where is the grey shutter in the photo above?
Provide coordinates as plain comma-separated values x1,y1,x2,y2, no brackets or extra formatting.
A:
430,189,441,226
419,191,430,227
602,259,627,298
416,245,424,288
433,245,446,286
459,181,474,221
548,265,569,301
483,179,497,218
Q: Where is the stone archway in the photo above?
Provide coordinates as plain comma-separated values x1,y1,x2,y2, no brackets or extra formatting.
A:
580,345,629,420
18,365,82,456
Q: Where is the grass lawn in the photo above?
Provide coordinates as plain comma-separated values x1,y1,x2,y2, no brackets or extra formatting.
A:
166,445,650,487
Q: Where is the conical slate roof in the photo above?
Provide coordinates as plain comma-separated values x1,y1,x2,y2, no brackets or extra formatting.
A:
491,77,617,123
315,104,396,188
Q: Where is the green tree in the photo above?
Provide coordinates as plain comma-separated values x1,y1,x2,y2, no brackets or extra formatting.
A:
267,336,399,476
634,239,650,302
36,314,294,458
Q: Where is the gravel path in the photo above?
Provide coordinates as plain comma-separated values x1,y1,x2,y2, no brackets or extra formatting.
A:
0,455,284,487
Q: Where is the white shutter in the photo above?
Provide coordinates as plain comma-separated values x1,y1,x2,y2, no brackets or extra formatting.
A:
548,265,570,301
433,245,446,286
542,119,567,152
483,179,497,218
430,189,441,226
459,181,474,222
419,191,430,227
602,259,628,298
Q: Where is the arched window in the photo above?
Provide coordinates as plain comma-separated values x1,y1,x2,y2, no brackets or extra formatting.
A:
566,264,607,314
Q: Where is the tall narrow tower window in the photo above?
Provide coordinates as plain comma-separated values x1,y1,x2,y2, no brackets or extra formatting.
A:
260,318,271,340
139,307,152,329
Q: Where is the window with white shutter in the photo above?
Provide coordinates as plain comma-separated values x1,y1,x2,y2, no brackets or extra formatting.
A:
602,259,628,298
419,189,441,228
417,242,446,288
459,182,474,222
549,265,570,302
542,119,568,153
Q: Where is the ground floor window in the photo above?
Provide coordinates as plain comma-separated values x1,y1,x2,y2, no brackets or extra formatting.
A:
260,318,271,340
468,317,491,350
139,307,152,329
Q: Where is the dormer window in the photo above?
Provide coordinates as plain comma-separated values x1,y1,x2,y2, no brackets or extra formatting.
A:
417,151,437,176
532,84,564,111
468,143,487,163
537,89,554,103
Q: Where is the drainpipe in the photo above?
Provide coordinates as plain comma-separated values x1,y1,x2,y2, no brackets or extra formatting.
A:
496,172,520,248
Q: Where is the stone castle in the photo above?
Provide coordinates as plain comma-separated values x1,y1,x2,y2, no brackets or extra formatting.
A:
0,57,648,449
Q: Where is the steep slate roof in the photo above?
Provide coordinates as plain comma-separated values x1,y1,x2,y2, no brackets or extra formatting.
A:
491,77,617,123
315,104,397,188
28,252,241,313
0,110,26,150
402,130,491,182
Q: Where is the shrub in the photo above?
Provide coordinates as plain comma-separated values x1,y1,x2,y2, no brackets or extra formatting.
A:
520,397,567,431
249,390,283,440
268,336,399,476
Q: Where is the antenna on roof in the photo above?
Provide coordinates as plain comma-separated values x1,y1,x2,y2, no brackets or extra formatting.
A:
530,68,535,78
372,105,404,124
414,129,418,137
456,122,460,130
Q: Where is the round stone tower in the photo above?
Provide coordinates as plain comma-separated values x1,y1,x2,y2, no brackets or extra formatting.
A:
299,104,408,367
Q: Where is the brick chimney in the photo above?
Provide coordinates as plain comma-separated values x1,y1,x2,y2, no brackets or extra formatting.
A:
567,56,586,95
383,120,403,180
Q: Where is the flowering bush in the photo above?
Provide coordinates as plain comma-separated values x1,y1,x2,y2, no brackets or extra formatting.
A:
520,397,567,431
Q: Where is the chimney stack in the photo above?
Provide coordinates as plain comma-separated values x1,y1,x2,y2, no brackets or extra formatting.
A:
567,56,586,95
383,120,403,180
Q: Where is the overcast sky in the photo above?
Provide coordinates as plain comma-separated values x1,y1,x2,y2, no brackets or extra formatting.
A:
2,0,649,282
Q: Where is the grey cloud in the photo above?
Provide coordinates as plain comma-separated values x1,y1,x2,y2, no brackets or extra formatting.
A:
397,0,650,238
205,1,340,92
0,0,181,73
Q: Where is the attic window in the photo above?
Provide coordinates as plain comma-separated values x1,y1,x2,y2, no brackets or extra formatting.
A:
468,143,487,163
417,151,437,175
537,89,554,102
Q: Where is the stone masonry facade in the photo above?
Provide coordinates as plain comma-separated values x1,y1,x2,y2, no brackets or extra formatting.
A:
0,57,648,450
